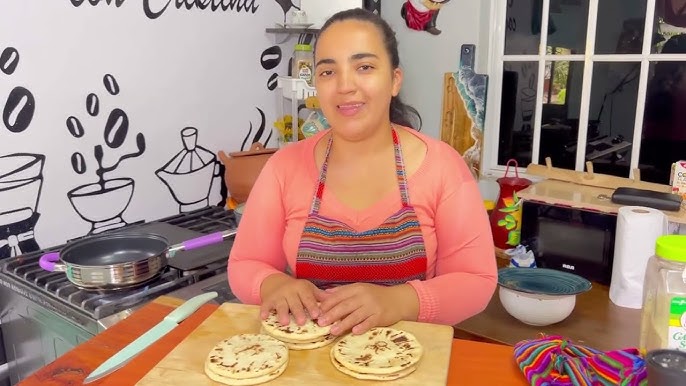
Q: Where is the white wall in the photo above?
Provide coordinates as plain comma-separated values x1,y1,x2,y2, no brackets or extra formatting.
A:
0,0,498,257
381,0,490,139
0,0,295,253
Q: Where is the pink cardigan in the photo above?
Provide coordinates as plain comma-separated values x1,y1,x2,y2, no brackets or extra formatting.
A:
228,128,497,325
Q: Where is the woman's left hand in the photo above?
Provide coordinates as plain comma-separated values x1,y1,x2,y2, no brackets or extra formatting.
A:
315,283,418,336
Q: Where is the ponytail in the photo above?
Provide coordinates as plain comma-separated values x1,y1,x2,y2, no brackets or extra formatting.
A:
390,95,422,131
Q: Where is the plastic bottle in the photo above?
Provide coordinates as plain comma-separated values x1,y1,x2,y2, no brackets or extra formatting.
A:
292,44,314,87
639,235,686,354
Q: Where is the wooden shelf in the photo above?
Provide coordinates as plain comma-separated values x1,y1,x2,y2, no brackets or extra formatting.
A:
518,179,686,224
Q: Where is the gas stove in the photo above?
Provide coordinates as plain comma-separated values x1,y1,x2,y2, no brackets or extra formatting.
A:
0,206,238,385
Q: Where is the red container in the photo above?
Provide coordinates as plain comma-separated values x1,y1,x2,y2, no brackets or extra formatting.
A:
490,159,532,249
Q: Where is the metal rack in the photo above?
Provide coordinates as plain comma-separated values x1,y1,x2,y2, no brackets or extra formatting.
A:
275,77,317,146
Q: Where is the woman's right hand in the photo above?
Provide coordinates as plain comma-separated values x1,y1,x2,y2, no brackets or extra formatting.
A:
259,273,322,326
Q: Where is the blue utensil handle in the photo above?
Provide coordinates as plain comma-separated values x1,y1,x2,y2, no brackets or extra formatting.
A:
165,291,218,323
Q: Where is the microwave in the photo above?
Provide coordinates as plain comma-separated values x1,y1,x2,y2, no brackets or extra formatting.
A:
520,200,617,285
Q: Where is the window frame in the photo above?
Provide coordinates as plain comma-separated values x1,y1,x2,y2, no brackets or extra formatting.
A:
481,0,686,179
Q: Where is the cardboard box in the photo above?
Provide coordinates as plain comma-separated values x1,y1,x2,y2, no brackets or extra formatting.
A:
670,160,686,199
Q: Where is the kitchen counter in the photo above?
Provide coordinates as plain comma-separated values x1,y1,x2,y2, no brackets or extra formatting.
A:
454,257,642,352
18,296,528,386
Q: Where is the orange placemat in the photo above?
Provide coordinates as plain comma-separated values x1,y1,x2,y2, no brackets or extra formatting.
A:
447,340,528,385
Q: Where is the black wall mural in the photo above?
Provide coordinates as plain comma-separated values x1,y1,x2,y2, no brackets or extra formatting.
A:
241,107,271,151
0,154,45,259
1,45,43,259
69,0,259,20
156,127,223,213
401,0,451,35
273,0,299,22
261,45,283,91
66,74,146,235
2,46,36,134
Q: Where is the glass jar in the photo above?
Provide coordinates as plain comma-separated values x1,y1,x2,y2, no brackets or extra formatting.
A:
292,44,314,86
639,235,686,354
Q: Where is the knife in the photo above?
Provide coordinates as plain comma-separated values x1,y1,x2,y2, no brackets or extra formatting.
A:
83,291,219,384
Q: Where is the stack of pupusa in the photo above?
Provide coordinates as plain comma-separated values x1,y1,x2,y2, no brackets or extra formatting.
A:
260,310,336,350
330,327,423,381
204,333,288,385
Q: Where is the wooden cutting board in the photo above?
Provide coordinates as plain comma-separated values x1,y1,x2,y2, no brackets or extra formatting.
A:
137,303,454,385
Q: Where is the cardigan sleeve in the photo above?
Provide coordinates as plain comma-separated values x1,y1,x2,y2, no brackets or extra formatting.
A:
227,156,289,304
407,143,497,325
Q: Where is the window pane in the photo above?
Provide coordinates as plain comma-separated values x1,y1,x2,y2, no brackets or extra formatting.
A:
596,0,647,54
547,0,589,55
586,62,640,178
540,61,585,170
499,62,537,166
504,0,541,55
640,61,686,184
652,0,686,53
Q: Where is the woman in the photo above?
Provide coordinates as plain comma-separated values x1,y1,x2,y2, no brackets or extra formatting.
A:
228,8,496,336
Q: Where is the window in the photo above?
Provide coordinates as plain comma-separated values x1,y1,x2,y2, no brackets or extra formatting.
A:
483,0,686,184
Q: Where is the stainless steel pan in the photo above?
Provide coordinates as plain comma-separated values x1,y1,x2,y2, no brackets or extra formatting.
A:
38,230,236,290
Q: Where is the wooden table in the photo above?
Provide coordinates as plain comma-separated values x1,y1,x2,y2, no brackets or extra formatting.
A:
454,257,642,352
18,296,528,386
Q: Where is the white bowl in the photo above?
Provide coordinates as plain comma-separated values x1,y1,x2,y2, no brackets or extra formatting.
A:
499,286,576,326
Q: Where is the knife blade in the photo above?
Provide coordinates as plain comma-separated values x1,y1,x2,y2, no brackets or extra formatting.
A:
83,291,218,384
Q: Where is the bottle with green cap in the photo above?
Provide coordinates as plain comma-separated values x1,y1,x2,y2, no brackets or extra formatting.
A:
639,235,686,354
292,44,314,87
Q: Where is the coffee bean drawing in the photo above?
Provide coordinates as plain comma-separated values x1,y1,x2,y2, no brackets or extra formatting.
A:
65,74,145,182
86,93,99,116
66,116,85,138
1,46,36,134
267,73,278,91
104,108,129,149
3,86,35,133
71,152,87,174
0,47,19,75
260,46,282,70
260,45,282,92
103,74,119,95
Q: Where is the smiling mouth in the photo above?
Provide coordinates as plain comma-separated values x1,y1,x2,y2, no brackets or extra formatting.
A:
337,103,364,116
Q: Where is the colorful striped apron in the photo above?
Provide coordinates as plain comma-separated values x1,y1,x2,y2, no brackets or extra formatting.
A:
295,128,428,288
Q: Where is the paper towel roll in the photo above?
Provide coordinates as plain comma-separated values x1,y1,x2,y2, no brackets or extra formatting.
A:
610,206,668,309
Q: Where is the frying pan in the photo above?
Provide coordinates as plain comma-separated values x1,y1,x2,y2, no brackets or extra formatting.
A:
38,230,236,290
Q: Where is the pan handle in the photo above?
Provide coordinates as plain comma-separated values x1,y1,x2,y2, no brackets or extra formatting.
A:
39,252,67,272
167,229,237,256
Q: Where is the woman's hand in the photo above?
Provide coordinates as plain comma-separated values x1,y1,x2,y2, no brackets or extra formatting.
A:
259,273,323,326
315,283,419,336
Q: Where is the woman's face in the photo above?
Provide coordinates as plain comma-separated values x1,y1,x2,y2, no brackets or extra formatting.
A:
314,20,402,141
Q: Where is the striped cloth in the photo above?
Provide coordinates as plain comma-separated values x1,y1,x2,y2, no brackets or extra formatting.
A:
514,335,647,385
295,127,427,288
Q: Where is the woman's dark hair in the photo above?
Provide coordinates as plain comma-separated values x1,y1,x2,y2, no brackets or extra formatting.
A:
315,8,423,131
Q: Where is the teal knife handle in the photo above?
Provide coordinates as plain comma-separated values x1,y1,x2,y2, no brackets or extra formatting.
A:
165,291,218,323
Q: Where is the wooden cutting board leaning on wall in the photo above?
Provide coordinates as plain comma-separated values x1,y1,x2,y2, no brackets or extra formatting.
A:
137,303,454,385
440,44,489,179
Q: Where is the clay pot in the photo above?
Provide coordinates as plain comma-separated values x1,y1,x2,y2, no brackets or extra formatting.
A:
218,142,277,204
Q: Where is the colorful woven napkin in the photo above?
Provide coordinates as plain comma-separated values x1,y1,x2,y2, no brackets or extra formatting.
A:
514,335,647,385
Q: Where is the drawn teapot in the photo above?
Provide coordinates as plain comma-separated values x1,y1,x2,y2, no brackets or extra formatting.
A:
156,127,221,212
